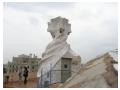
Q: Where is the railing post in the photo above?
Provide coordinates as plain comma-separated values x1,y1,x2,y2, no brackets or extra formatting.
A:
50,64,52,85
41,68,43,88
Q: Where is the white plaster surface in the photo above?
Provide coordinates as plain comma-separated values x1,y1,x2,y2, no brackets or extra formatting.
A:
37,17,80,78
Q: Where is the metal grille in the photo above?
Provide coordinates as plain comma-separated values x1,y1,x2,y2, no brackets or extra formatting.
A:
37,69,71,88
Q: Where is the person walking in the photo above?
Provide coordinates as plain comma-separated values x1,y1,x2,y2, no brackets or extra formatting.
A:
23,66,28,85
18,68,22,81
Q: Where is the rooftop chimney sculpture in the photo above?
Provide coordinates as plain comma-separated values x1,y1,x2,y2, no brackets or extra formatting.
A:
37,17,81,87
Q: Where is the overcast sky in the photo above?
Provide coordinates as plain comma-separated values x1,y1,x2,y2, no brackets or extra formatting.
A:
3,2,118,64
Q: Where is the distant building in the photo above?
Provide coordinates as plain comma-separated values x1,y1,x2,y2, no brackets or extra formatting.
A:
3,54,41,82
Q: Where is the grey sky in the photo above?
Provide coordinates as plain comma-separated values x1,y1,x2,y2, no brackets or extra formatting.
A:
3,2,118,64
